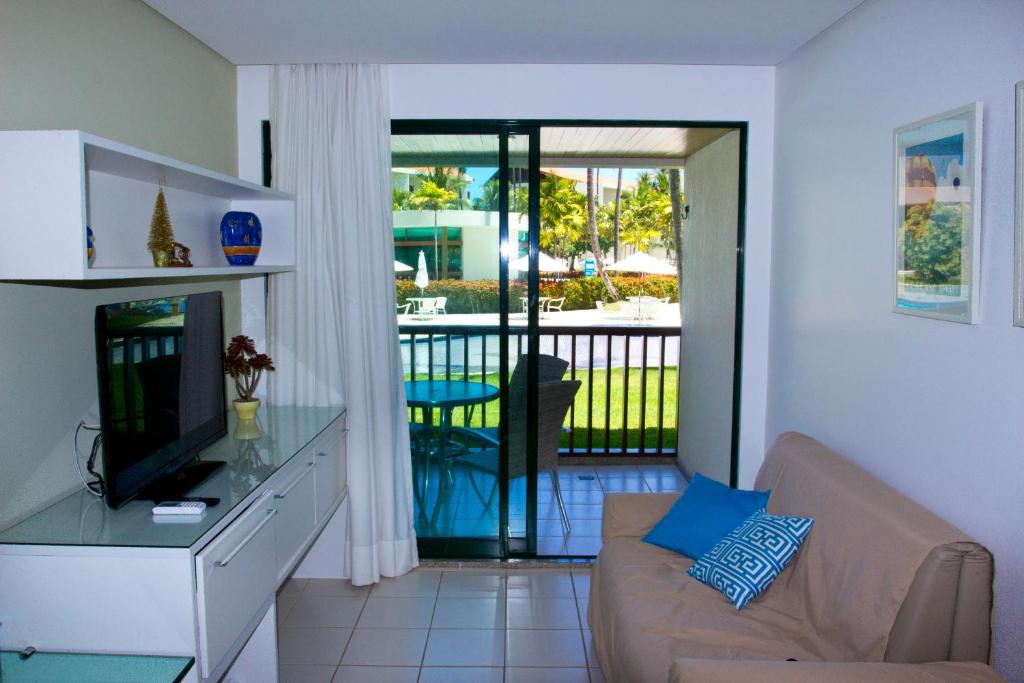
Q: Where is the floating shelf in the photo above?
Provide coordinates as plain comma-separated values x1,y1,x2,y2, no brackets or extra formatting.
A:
0,130,296,281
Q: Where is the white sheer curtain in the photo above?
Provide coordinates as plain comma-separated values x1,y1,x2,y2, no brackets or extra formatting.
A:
268,64,417,584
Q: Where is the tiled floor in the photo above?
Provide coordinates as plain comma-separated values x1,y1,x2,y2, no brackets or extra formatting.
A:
276,569,604,683
415,462,686,557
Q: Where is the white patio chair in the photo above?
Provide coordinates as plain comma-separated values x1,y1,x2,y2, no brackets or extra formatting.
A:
415,297,439,320
397,302,411,315
435,296,448,315
546,297,565,312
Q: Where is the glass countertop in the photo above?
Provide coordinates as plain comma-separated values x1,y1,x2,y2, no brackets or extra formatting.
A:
0,406,344,549
0,651,193,682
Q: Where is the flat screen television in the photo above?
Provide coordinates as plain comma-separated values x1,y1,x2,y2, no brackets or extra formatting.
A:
95,292,227,508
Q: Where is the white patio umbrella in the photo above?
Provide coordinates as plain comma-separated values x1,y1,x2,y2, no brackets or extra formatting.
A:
394,260,413,272
605,251,676,276
414,250,429,295
606,251,676,319
508,251,569,273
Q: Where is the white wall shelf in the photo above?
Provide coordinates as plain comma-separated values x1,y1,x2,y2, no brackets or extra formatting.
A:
0,130,295,281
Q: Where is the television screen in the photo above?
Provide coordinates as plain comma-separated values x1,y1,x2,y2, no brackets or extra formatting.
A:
95,292,226,508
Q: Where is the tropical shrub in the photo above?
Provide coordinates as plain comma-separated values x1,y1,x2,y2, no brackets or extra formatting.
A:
396,276,677,314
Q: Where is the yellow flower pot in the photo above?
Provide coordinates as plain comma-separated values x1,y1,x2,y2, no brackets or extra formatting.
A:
233,398,260,421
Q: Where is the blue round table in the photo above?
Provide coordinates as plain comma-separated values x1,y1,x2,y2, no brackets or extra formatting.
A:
405,380,499,528
405,379,499,410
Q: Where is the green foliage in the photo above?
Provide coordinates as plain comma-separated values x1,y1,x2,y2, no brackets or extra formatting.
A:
619,171,673,251
424,167,469,208
396,276,678,314
538,174,587,264
409,180,457,212
392,187,411,210
899,203,964,284
472,177,529,213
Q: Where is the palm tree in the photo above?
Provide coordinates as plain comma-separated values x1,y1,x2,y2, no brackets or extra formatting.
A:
409,180,456,277
473,178,500,211
426,167,469,208
587,168,619,300
538,174,586,268
667,168,684,281
620,171,672,253
613,168,623,261
474,177,530,213
392,187,411,210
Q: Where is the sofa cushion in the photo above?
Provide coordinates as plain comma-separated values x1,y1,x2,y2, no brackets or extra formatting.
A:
642,473,770,559
687,509,814,609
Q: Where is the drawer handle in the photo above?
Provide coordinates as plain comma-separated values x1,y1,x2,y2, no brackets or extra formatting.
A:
214,508,277,568
274,462,315,499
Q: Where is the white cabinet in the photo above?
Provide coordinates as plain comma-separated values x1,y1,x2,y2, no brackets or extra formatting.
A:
273,458,317,582
195,492,278,680
313,426,346,523
0,130,296,280
0,408,348,682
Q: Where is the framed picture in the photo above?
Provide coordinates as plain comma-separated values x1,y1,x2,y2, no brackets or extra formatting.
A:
893,103,982,323
1014,81,1024,327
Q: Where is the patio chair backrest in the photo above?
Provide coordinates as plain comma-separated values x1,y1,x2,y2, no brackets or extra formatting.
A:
507,379,581,480
435,296,447,313
546,297,565,311
509,353,568,390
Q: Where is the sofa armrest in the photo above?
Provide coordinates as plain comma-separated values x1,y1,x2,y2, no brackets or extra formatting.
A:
668,659,1006,683
601,493,679,541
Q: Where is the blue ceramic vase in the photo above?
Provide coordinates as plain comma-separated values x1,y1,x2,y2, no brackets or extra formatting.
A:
86,225,95,265
220,211,262,266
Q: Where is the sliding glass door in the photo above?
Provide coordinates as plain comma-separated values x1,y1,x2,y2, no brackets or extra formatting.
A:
392,123,540,558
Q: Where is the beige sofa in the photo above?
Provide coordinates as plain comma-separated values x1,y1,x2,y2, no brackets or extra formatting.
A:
588,432,1000,682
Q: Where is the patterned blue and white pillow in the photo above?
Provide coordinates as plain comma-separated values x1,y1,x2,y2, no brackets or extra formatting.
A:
686,508,814,610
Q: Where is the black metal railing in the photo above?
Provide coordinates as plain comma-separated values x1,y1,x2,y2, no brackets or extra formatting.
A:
400,323,680,456
107,328,184,429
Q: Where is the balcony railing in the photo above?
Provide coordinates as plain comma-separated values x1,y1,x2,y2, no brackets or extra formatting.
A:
400,323,679,456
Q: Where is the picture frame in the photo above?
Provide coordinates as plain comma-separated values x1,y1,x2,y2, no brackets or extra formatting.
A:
1014,82,1024,326
893,103,982,324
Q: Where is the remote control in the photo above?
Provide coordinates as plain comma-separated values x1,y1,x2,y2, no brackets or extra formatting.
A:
152,500,206,516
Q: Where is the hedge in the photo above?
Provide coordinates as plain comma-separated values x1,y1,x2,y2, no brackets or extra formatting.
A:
396,276,677,314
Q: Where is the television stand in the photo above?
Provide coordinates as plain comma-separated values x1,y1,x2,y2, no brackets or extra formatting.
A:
0,406,349,683
138,459,225,503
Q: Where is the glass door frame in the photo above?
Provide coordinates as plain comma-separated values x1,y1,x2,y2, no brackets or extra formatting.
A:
392,120,541,559
391,118,750,559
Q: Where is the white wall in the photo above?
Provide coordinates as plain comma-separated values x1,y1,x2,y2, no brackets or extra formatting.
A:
678,131,741,483
768,1,1024,678
0,0,242,529
238,63,775,484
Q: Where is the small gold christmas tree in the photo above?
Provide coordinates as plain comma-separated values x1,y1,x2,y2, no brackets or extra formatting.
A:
147,189,176,267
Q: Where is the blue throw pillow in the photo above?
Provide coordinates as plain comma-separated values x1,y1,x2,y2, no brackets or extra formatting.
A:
687,508,814,610
642,473,771,559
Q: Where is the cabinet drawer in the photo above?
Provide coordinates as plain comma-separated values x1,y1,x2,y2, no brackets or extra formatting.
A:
195,491,277,679
313,426,345,523
274,456,317,581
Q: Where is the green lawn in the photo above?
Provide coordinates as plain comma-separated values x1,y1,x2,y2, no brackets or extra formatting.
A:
406,367,677,452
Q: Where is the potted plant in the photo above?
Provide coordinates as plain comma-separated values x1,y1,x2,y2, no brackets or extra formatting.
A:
223,335,275,420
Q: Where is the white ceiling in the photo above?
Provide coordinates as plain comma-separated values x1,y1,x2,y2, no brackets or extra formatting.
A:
391,127,732,166
143,0,863,66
